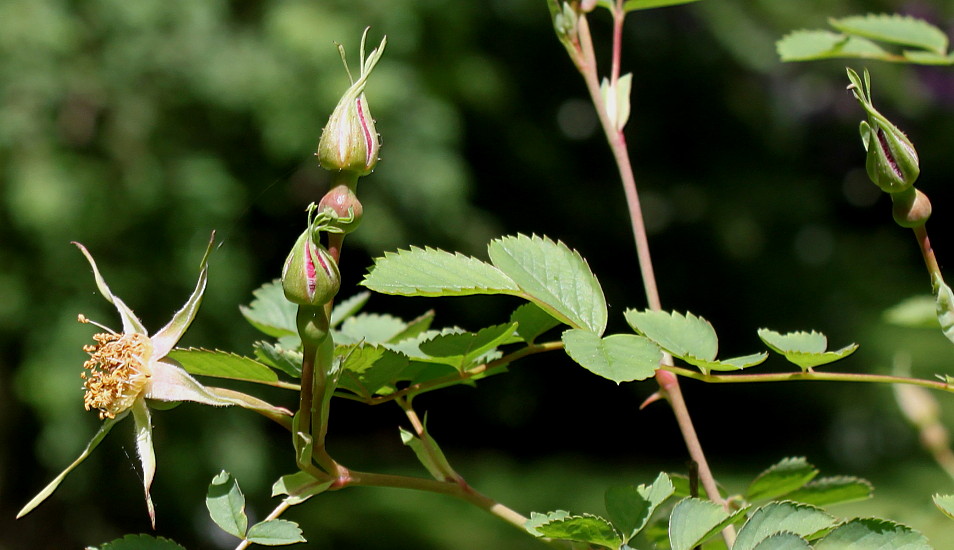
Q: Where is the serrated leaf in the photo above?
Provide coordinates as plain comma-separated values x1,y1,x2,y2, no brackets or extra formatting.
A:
206,471,248,539
777,31,888,62
902,50,954,65
624,309,718,360
488,234,607,334
734,502,836,550
757,329,858,370
253,341,302,378
336,313,410,345
418,323,517,371
933,494,954,520
933,274,954,345
526,512,622,548
91,534,187,550
752,533,812,550
747,458,818,502
271,471,333,506
239,280,297,338
337,345,410,397
362,246,519,296
399,421,457,481
669,497,748,550
562,329,662,383
785,476,873,506
388,310,435,343
605,473,675,541
814,518,931,549
167,348,278,383
682,352,768,375
330,291,370,327
246,519,307,546
623,0,702,11
830,14,948,55
510,303,561,343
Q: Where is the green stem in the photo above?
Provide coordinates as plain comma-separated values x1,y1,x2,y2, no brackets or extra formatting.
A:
662,364,953,391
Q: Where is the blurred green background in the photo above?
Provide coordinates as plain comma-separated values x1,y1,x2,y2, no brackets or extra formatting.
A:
4,0,954,547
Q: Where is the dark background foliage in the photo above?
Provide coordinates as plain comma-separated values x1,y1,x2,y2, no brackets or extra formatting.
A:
4,0,954,547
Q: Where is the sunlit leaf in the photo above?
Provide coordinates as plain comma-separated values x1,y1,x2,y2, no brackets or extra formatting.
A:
252,341,302,378
330,291,370,327
752,533,812,550
337,345,409,396
488,234,607,334
168,348,278,383
784,476,873,506
747,457,818,502
239,280,297,338
605,472,674,541
829,14,948,55
525,511,621,548
246,519,307,545
814,518,931,549
418,323,517,371
625,309,718,360
933,274,954,345
362,246,519,296
734,502,836,550
336,313,409,345
757,329,858,370
206,471,248,539
562,329,661,383
682,352,768,375
777,31,888,62
669,497,748,550
271,471,333,506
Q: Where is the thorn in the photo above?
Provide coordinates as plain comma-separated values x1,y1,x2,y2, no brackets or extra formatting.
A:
640,391,664,410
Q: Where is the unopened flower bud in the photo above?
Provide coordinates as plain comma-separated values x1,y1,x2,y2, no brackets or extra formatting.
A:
281,229,340,306
318,184,363,234
891,187,932,228
317,30,386,175
847,68,920,193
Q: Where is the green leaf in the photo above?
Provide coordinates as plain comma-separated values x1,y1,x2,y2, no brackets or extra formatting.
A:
776,31,888,62
902,50,954,65
525,511,622,548
734,502,836,550
252,341,302,378
757,329,858,371
605,472,675,541
361,246,519,296
829,14,948,55
337,345,410,397
752,533,812,550
682,352,768,375
747,458,818,502
669,497,748,550
239,280,297,338
418,323,517,371
400,422,456,482
933,274,954,345
624,309,718,360
510,302,561,343
814,518,931,549
206,471,248,539
623,0,703,11
883,295,938,328
167,348,278,383
271,471,333,505
488,234,607,334
89,534,187,550
336,313,410,345
330,291,370,327
388,310,435,343
784,476,873,506
562,329,662,383
246,519,307,546
933,494,954,520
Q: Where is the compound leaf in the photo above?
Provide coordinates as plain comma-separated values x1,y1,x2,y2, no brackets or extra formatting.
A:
830,14,948,55
246,519,306,546
747,458,818,502
525,511,622,548
239,280,297,338
758,329,858,370
669,497,748,550
814,518,931,549
168,348,278,383
624,309,718,360
734,502,836,550
206,471,247,539
785,476,873,506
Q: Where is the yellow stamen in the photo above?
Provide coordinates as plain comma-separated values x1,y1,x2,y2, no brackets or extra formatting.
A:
82,332,153,419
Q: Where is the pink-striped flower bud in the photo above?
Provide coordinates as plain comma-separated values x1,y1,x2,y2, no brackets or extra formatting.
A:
317,30,386,175
281,228,340,307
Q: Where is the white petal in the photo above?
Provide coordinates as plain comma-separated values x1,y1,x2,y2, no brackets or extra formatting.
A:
132,398,157,528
